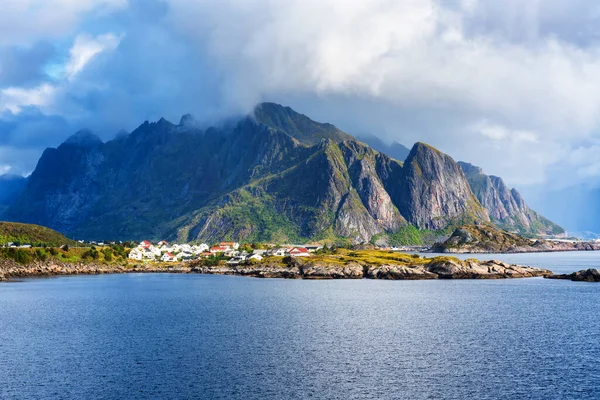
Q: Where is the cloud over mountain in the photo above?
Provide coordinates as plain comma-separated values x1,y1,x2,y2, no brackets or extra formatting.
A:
2,0,600,189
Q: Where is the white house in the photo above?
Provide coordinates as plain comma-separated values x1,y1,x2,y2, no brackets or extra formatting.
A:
272,248,287,257
219,242,240,250
288,247,311,257
248,254,263,261
129,249,143,260
227,255,247,265
161,252,178,262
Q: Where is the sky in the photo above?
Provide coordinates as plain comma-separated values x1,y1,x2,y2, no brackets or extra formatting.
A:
2,0,600,193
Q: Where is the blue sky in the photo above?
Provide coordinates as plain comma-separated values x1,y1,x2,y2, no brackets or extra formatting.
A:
2,0,600,191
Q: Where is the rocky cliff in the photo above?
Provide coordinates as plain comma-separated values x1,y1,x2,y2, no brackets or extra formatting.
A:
400,144,489,229
2,103,558,243
459,162,564,236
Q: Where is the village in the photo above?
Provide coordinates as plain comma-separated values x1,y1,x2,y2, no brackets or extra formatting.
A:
127,240,324,264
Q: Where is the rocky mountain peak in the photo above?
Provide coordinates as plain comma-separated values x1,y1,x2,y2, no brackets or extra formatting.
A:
400,142,489,229
459,161,564,235
179,113,195,126
63,129,103,148
253,102,352,145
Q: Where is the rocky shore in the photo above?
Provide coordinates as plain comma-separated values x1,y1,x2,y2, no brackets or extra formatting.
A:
432,225,600,254
191,258,550,279
546,269,600,282
0,256,552,282
0,258,190,282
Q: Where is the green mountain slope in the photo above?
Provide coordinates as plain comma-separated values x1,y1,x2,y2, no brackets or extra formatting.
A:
2,102,560,243
0,222,75,246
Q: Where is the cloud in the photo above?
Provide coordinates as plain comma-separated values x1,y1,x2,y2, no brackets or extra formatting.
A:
3,0,600,189
0,0,127,46
65,33,121,79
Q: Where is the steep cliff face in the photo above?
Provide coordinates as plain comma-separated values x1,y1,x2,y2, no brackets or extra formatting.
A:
399,143,489,230
459,162,564,235
3,102,558,242
181,139,405,243
9,130,105,233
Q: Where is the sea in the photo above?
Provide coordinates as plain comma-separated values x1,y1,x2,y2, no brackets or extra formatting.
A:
1,251,599,399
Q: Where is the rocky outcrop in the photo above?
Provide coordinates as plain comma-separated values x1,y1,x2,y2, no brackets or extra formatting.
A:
399,143,489,230
547,268,600,282
459,162,564,236
434,224,600,253
190,257,549,280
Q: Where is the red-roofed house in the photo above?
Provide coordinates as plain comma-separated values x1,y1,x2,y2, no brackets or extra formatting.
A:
210,246,229,254
218,241,240,250
288,247,311,257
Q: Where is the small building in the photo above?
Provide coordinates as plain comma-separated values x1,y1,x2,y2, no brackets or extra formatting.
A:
161,252,178,262
227,255,247,265
219,241,240,250
210,245,229,254
289,247,311,257
271,248,287,257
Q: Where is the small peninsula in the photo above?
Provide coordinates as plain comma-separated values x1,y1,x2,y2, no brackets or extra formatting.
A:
432,225,600,254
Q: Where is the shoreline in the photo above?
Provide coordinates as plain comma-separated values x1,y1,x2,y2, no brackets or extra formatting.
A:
0,257,552,282
428,248,600,255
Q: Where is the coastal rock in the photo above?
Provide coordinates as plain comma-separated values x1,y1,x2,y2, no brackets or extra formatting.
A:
1,255,551,282
365,264,437,280
301,262,364,279
433,224,600,254
547,268,600,282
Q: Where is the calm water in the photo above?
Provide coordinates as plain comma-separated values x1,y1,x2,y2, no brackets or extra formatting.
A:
1,253,600,399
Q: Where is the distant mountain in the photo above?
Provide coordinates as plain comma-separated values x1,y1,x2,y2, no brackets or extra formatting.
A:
2,103,558,243
0,174,28,215
459,162,564,236
357,135,411,161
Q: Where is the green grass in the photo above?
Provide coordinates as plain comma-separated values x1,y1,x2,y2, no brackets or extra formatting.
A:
0,222,76,247
261,248,466,267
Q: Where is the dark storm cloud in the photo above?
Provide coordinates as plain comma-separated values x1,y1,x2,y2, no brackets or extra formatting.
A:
0,42,56,87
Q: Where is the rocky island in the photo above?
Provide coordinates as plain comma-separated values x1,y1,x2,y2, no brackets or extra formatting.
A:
546,269,600,282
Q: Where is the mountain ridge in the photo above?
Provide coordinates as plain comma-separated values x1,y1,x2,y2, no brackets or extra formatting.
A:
2,102,562,242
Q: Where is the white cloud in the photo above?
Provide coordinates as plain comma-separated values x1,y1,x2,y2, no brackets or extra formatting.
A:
0,33,120,115
0,84,56,114
159,0,600,186
65,33,121,79
4,0,600,189
0,0,127,46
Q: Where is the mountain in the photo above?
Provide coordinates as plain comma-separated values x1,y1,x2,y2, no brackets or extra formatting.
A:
458,162,564,236
2,102,557,243
0,174,28,215
357,135,411,161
